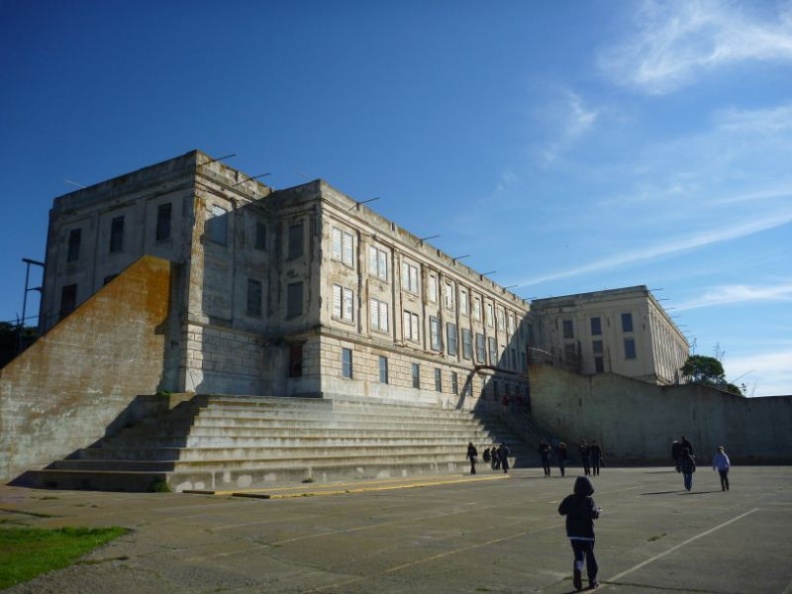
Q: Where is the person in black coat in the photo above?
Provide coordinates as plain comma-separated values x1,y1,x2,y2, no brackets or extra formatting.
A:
578,440,591,476
679,447,696,491
556,442,568,477
558,476,601,591
466,442,478,475
589,441,603,476
538,440,552,477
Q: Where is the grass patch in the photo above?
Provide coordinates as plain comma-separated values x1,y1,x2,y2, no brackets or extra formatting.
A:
0,526,128,589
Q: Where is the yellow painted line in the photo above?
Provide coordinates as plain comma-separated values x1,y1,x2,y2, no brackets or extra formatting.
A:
185,473,510,499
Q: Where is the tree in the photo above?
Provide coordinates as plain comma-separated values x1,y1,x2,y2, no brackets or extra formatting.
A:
0,322,38,368
680,354,743,396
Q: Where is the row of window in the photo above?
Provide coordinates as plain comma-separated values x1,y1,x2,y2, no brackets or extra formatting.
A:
330,226,522,333
563,313,634,340
338,349,524,397
326,285,522,368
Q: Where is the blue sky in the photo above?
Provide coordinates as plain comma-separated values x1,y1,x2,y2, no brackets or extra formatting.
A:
1,1,790,396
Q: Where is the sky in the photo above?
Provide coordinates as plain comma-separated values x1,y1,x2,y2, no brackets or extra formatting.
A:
1,0,790,396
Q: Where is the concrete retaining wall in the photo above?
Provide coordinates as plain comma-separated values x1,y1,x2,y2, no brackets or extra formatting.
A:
0,256,176,482
529,364,792,465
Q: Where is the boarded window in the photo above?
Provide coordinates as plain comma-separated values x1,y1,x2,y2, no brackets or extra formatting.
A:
156,203,172,241
67,228,81,263
288,222,304,259
247,279,262,317
109,216,124,253
287,282,303,317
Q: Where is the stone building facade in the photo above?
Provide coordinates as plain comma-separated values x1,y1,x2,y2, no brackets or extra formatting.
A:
40,150,531,405
529,286,689,385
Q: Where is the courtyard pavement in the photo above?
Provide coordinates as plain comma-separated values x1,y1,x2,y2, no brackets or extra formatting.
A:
1,465,790,593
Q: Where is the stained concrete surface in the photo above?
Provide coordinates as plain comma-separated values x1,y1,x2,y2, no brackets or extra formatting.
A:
1,466,790,593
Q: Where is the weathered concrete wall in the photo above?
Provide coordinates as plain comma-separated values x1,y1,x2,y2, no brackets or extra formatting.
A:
0,256,176,483
528,364,792,465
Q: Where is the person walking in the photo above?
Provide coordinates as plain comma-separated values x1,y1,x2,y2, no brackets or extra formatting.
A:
679,447,696,491
558,476,602,591
466,442,478,475
579,440,591,476
671,440,682,471
590,441,603,476
498,443,511,474
491,445,500,470
538,440,552,477
680,435,694,456
556,441,568,477
712,445,731,491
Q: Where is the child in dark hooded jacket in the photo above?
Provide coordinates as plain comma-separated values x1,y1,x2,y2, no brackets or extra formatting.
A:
558,476,601,590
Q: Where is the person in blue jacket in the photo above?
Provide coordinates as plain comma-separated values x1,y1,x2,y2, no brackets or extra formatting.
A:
558,476,601,590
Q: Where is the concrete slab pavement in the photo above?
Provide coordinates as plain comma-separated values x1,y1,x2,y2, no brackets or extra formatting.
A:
1,466,790,593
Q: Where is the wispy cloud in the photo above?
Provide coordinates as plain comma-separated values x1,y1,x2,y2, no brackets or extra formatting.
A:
517,212,792,287
537,89,599,164
676,282,792,311
726,349,792,396
599,0,792,94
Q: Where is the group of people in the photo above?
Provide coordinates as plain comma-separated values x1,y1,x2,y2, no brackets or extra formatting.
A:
466,442,511,475
536,438,604,478
559,438,733,591
671,436,732,492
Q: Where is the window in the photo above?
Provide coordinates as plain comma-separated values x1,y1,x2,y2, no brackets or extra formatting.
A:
287,282,303,317
156,203,172,241
485,303,494,328
563,320,574,339
496,307,505,331
621,313,633,333
475,333,486,363
595,357,605,373
207,206,227,245
403,310,420,342
370,298,389,332
60,284,77,318
402,262,420,294
592,340,603,354
379,356,389,384
342,348,353,378
443,282,455,310
289,344,303,377
110,215,124,253
451,372,459,395
508,314,516,336
462,328,473,360
427,275,438,302
564,343,577,364
332,284,354,322
368,245,388,280
332,228,354,267
429,316,441,351
488,337,498,364
247,279,262,317
288,222,304,259
255,222,267,251
67,229,81,263
446,323,458,356
459,290,469,317
412,363,420,389
434,368,442,392
591,316,602,336
473,297,481,322
624,338,637,359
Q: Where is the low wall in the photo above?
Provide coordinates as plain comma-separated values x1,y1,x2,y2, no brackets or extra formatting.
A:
529,365,792,465
0,256,177,483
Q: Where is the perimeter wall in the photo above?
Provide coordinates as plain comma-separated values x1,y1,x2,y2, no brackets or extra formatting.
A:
529,364,792,465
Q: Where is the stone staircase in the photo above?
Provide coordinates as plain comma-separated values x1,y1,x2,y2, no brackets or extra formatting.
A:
16,395,544,493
